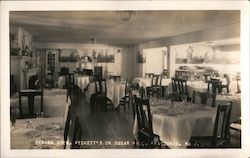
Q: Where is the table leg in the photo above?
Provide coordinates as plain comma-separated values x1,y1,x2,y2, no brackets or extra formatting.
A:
41,93,43,113
19,93,23,117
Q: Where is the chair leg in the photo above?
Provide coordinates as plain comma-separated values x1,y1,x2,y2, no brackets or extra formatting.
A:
71,117,81,149
64,106,71,149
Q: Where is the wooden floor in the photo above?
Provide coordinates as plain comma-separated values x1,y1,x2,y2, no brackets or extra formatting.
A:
68,91,135,149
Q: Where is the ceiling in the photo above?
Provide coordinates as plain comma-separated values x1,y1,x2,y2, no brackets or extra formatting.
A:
10,11,240,45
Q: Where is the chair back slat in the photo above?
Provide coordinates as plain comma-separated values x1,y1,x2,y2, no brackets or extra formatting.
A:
138,87,147,99
171,77,189,100
212,102,232,146
130,92,137,119
94,79,107,95
151,75,162,87
207,79,222,94
192,91,216,107
71,116,82,149
134,96,153,133
145,73,154,78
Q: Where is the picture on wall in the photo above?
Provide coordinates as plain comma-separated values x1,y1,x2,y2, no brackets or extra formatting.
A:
137,51,145,63
59,49,78,62
78,49,115,63
175,43,240,64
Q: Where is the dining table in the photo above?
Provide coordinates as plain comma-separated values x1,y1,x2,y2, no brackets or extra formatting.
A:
133,100,217,149
11,117,64,149
167,80,208,97
168,79,234,97
57,74,90,91
132,77,171,88
74,75,90,91
85,81,126,108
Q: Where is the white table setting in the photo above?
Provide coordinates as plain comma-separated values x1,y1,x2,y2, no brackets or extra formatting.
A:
85,80,126,108
133,99,217,148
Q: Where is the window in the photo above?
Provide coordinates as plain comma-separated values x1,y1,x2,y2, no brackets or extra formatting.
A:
47,51,56,73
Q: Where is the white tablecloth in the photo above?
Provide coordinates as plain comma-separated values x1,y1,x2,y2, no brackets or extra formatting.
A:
187,81,208,95
132,77,171,87
57,75,90,91
167,81,208,97
74,75,90,91
57,76,66,88
133,101,217,148
85,81,126,108
168,79,236,97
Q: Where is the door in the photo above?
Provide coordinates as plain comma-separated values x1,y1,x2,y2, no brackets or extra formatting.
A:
46,49,59,78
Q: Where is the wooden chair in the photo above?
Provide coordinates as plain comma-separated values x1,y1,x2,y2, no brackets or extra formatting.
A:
145,73,154,78
192,91,216,107
118,79,130,111
66,73,74,85
10,75,17,96
130,91,136,119
71,116,82,149
19,89,43,118
63,106,71,149
207,79,222,94
190,102,232,148
203,73,211,83
90,79,113,112
171,77,191,102
94,66,103,80
134,95,165,149
130,94,139,148
60,67,69,76
148,74,162,98
217,75,230,93
64,84,83,149
139,87,147,99
67,84,82,104
175,70,191,80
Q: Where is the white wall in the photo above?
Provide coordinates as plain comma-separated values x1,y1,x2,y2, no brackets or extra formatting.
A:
144,47,166,75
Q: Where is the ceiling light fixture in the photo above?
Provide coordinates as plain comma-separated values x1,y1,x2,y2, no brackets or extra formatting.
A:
90,38,97,44
117,11,137,22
